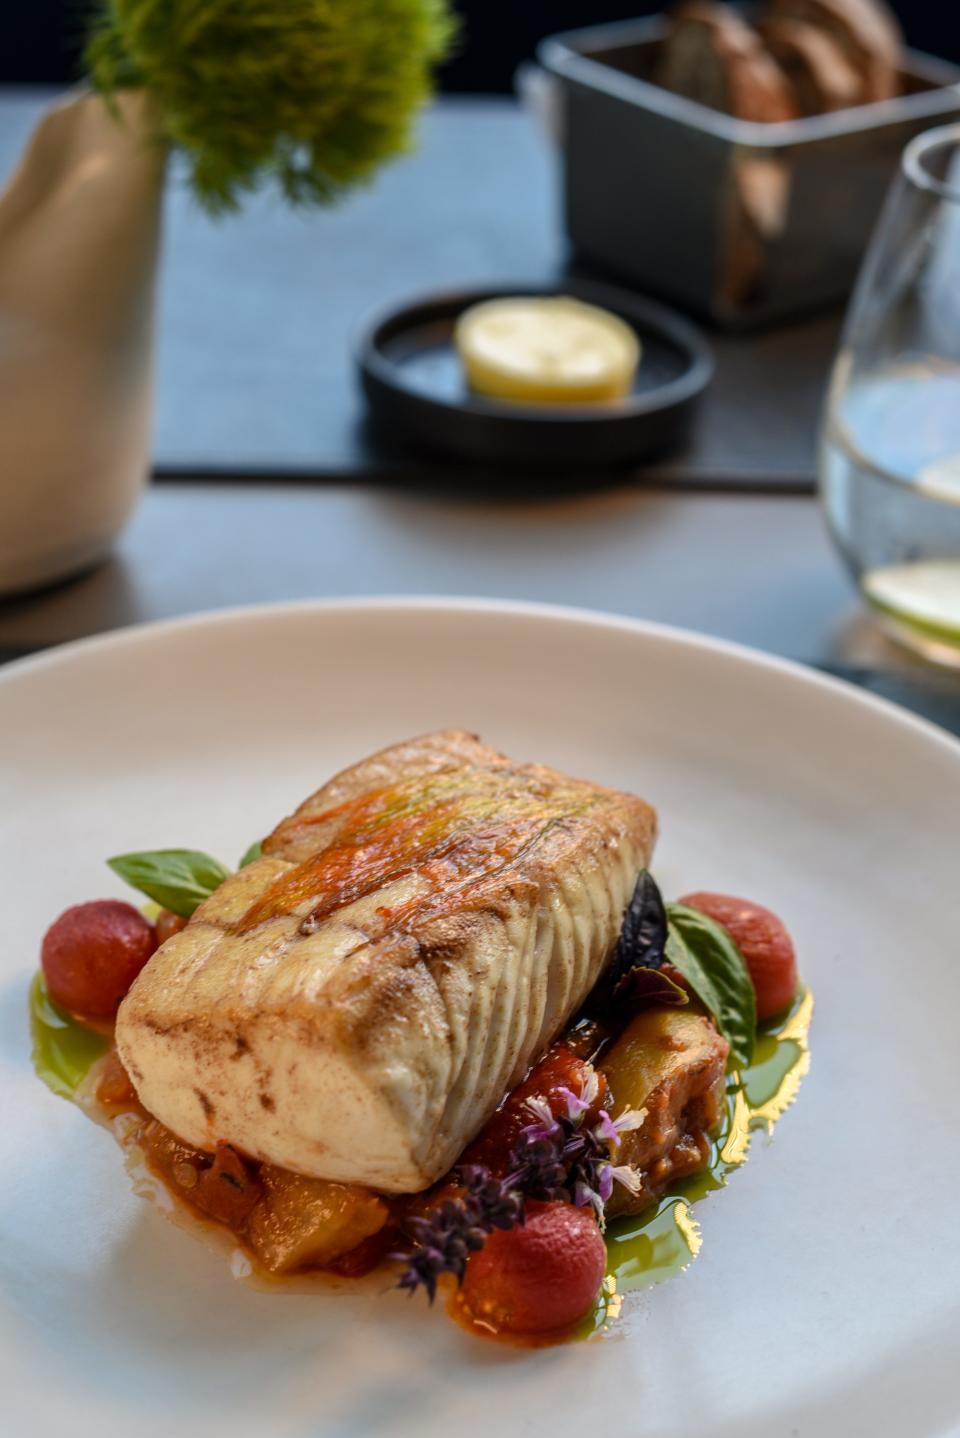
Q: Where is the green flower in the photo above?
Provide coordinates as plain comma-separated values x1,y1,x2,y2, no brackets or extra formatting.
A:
86,0,457,213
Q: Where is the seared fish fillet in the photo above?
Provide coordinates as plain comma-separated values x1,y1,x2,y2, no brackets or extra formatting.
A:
117,731,656,1192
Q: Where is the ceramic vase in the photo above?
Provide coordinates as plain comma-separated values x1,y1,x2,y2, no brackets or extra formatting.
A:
0,90,166,595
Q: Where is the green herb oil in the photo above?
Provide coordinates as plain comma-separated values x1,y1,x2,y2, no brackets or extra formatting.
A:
586,986,813,1335
29,973,109,1099
28,963,813,1332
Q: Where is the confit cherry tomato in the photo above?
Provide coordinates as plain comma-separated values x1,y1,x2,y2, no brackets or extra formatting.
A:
678,891,798,1021
41,900,157,1019
461,1201,606,1335
460,1044,607,1179
155,908,189,945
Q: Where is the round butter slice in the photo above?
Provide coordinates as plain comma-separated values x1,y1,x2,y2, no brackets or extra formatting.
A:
455,296,640,405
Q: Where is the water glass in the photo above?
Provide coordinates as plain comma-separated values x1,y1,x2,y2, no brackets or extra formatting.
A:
819,122,960,666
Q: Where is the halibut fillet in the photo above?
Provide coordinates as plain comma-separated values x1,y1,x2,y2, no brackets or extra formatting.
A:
116,731,657,1192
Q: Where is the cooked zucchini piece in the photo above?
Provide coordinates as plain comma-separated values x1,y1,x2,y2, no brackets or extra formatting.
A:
600,1009,728,1216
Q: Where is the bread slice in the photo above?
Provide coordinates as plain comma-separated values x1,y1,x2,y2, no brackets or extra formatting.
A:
657,3,799,122
766,0,902,101
759,16,865,113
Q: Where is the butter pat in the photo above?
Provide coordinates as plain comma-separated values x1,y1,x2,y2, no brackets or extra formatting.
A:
455,296,641,404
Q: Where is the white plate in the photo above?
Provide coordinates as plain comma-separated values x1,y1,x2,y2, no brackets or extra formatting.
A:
2,598,959,1438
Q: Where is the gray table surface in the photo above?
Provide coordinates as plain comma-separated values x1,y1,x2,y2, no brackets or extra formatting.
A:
2,480,959,736
1,91,958,735
0,90,840,488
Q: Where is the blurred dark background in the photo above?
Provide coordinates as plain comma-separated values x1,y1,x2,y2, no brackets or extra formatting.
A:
4,0,959,90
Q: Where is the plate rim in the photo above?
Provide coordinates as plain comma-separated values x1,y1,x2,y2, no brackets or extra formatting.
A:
5,594,960,1437
3,594,959,764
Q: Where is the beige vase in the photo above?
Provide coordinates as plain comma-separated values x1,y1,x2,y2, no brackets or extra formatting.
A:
0,90,166,596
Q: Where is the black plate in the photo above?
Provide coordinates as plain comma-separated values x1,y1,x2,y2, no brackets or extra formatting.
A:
357,280,713,467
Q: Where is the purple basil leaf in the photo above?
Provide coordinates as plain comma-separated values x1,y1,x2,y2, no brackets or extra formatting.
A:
590,870,686,1021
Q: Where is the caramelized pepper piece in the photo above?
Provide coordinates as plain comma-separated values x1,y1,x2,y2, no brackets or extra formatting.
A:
201,1142,263,1227
140,1122,262,1228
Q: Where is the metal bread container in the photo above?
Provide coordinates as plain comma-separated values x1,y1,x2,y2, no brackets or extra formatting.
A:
539,15,960,328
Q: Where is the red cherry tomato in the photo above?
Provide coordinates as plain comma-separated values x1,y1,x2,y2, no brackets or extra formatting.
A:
460,1201,606,1334
41,900,157,1019
460,1045,607,1179
678,891,798,1021
155,908,189,946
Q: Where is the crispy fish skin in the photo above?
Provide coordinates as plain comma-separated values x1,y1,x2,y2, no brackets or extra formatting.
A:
116,731,656,1193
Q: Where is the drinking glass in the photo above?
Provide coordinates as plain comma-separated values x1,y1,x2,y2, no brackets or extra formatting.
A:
819,122,960,667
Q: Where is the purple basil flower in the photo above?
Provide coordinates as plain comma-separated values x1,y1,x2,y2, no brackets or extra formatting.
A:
393,1074,646,1302
557,1084,590,1118
392,1168,525,1303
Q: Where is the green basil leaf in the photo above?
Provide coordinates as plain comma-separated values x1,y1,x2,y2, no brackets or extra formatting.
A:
29,972,108,1099
238,840,263,869
107,848,231,918
622,965,690,1008
665,902,757,1069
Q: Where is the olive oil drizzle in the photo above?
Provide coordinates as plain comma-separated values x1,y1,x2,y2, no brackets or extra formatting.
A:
584,985,814,1336
29,973,109,1099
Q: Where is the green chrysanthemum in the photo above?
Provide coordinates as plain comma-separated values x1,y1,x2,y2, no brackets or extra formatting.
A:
86,0,457,213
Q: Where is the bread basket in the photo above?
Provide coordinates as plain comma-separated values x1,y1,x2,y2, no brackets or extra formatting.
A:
539,12,960,327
